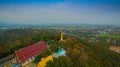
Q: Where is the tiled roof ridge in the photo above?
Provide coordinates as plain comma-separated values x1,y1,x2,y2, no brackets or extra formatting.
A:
20,41,44,50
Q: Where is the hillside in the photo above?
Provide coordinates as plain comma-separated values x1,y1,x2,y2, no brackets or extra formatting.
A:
0,29,120,67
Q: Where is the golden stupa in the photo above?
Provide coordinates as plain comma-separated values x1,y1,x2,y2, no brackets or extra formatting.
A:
60,32,65,42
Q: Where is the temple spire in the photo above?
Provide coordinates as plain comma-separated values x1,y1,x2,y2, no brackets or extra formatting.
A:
60,32,64,41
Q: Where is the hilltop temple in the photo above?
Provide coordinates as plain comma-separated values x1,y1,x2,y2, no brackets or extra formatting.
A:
12,32,66,67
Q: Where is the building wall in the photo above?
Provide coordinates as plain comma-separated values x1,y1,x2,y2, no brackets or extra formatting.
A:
21,57,35,66
13,55,19,64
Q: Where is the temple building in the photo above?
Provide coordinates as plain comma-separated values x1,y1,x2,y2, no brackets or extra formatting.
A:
13,41,48,66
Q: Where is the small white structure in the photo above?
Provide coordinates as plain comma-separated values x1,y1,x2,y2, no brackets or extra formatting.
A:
52,48,66,58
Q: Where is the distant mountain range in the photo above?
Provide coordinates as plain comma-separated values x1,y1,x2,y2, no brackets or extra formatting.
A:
0,22,120,27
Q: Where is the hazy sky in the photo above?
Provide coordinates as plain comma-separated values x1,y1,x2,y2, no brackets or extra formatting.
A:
0,0,120,25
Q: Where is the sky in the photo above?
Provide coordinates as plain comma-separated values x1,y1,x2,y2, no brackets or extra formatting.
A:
0,0,120,25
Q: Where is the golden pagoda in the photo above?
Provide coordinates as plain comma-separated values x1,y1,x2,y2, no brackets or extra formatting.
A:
60,32,64,41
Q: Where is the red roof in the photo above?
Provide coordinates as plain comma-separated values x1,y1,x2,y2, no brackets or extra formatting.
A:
15,41,48,63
